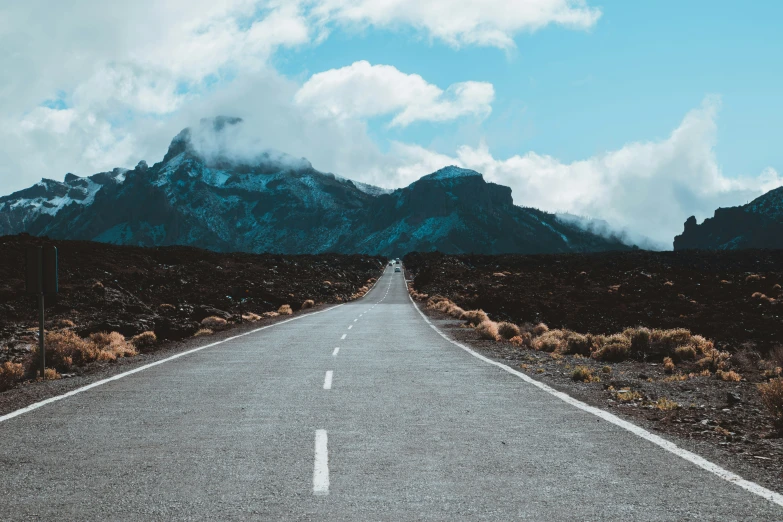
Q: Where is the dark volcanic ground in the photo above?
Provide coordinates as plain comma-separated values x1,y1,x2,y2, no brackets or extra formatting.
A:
404,250,783,357
0,234,384,366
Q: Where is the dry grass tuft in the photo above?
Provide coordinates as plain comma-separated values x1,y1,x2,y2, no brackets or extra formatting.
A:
262,311,279,318
663,356,675,374
572,366,598,382
462,309,489,326
476,320,500,341
278,304,293,316
55,318,76,329
301,299,315,310
758,379,783,433
158,303,176,312
592,334,631,361
0,361,24,391
655,397,679,411
194,328,214,337
497,322,520,340
89,332,138,361
532,330,567,353
202,316,228,329
746,274,762,282
131,331,157,349
563,331,592,356
716,369,742,382
44,368,61,380
532,323,549,337
242,313,261,322
509,333,532,348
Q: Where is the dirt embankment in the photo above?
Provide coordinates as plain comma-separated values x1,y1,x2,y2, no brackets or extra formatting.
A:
0,234,384,385
405,251,783,489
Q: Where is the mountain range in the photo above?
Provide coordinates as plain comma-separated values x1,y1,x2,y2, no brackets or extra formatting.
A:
674,187,783,250
0,116,632,255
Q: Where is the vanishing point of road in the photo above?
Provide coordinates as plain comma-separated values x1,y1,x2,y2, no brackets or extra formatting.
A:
1,266,782,520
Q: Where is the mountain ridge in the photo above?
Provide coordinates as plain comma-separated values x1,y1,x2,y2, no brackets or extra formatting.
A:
0,117,632,256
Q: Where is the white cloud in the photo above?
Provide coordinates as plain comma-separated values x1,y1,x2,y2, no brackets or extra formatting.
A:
294,61,494,126
310,0,601,49
347,98,781,249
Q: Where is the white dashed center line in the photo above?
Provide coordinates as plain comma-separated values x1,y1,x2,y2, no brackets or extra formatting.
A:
347,325,352,330
341,334,347,340
313,430,329,496
323,371,333,390
353,319,357,322
332,347,340,356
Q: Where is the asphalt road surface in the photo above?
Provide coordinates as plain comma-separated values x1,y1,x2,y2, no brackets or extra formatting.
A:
1,266,782,520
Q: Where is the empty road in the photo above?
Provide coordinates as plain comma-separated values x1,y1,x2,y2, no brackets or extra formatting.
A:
1,265,782,520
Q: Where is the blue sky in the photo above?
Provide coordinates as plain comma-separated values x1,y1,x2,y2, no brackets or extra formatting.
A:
1,0,781,246
274,0,783,178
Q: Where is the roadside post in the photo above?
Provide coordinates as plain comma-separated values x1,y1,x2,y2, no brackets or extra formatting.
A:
25,246,58,378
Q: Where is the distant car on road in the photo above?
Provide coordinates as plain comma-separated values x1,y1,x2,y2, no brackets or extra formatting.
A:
394,266,401,273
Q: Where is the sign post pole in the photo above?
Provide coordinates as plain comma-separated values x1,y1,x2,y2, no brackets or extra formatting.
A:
25,245,57,380
38,294,45,378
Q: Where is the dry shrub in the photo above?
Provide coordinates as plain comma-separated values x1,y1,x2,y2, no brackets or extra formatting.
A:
301,299,315,309
532,330,567,353
758,379,783,433
462,309,489,326
664,281,674,287
602,365,612,374
593,334,631,361
697,350,731,372
509,333,532,348
716,370,742,382
624,327,651,357
732,348,761,374
44,368,61,380
44,330,94,370
746,274,762,282
752,292,765,299
663,357,675,374
89,332,138,361
476,321,500,341
497,322,520,340
202,316,228,329
493,272,506,277
131,331,157,350
158,303,176,312
674,345,697,362
563,332,592,356
656,398,679,411
773,284,783,296
0,362,24,391
42,330,137,369
664,374,688,382
262,311,279,318
531,323,549,337
92,281,104,292
572,366,597,382
55,318,76,329
278,304,293,316
194,328,213,337
242,313,261,322
615,389,642,402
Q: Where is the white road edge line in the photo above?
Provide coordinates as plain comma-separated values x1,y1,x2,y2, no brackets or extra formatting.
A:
323,371,333,390
0,303,347,425
404,282,783,508
313,429,329,496
341,334,347,340
332,347,340,356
